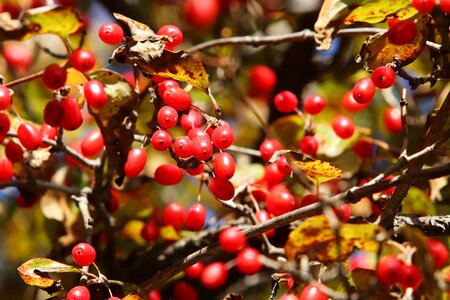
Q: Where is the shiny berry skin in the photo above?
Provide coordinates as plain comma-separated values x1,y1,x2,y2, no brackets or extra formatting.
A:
353,139,373,159
299,284,327,300
384,106,402,133
427,239,448,268
154,164,183,185
2,43,32,73
332,115,355,139
148,288,162,300
180,109,202,131
352,78,376,104
279,294,299,300
0,84,12,110
371,66,396,89
441,0,450,13
263,163,286,186
276,155,291,174
124,148,147,178
60,98,83,131
191,137,213,161
213,152,235,180
255,210,275,238
70,48,96,72
266,187,295,216
186,163,204,176
342,90,370,112
84,80,108,109
236,247,262,275
303,95,326,115
248,65,277,98
173,282,198,300
43,100,63,127
219,226,246,253
259,139,282,162
98,23,124,45
300,194,319,207
211,125,234,149
0,112,11,136
376,255,403,285
184,203,207,231
332,204,351,222
157,25,183,50
81,129,104,157
201,262,228,289
182,0,220,29
387,19,417,45
162,202,184,231
411,0,436,13
157,79,180,97
188,127,208,140
0,158,13,181
42,64,67,90
173,136,192,158
162,86,192,111
209,177,235,200
398,264,422,289
5,140,23,163
185,262,204,279
299,136,319,156
151,129,173,151
66,285,90,300
141,222,159,242
157,106,178,128
71,242,96,266
18,123,42,151
39,124,59,147
274,90,298,113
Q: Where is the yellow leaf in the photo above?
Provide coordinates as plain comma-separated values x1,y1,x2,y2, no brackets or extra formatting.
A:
344,0,416,25
293,159,343,185
123,294,144,300
285,215,381,263
160,225,181,241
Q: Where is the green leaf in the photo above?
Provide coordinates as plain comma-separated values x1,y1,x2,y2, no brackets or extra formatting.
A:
89,70,140,185
344,0,416,24
17,258,81,293
315,122,360,157
401,186,436,216
270,115,305,149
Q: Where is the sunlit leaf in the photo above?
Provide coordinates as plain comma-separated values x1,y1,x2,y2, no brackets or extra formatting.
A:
293,159,343,185
315,122,361,157
160,225,182,241
356,14,429,69
270,115,305,149
285,215,380,263
123,294,144,300
344,0,416,24
401,186,436,216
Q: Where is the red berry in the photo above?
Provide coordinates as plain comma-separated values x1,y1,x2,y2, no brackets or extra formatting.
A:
2,43,32,73
18,122,42,151
162,86,192,111
124,148,147,178
211,125,234,149
427,239,448,268
398,264,422,289
157,79,180,97
371,66,396,89
209,177,235,200
387,19,417,45
219,226,246,253
162,202,184,231
44,100,64,127
182,0,220,29
151,129,173,151
300,194,319,207
259,139,282,162
279,294,299,300
236,247,262,275
384,106,402,134
353,139,373,159
180,109,202,131
255,210,275,238
42,64,67,90
0,84,12,110
276,155,292,174
71,242,96,266
157,24,183,50
191,136,213,161
81,129,104,157
0,112,11,136
248,65,277,98
441,0,450,13
5,140,23,163
185,262,204,279
332,204,351,222
98,23,124,45
173,136,192,158
141,222,159,242
299,284,328,300
299,136,319,156
342,90,370,113
201,262,228,289
184,203,207,231
157,106,178,128
60,98,83,131
263,163,286,186
84,80,108,109
0,158,13,181
66,286,90,300
188,127,208,140
39,124,59,147
213,152,235,180
56,0,78,6
352,78,376,104
70,48,96,72
266,187,295,216
148,288,162,300
303,95,326,115
154,164,183,185
376,255,403,286
107,297,120,300
274,90,298,113
332,115,355,139
411,0,436,13
186,163,204,176
173,282,198,300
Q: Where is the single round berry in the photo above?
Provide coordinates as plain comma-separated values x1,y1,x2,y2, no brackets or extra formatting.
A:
200,262,228,289
211,125,234,149
387,19,417,45
441,0,450,13
151,129,173,151
18,122,42,151
191,136,213,161
42,64,67,90
39,123,59,147
332,204,351,222
72,242,96,266
259,139,282,162
2,43,32,73
84,80,108,109
98,23,124,45
342,90,370,112
371,66,396,89
180,109,202,131
279,294,299,300
157,24,183,50
141,222,159,242
353,139,373,159
299,136,319,156
70,48,96,72
266,187,295,216
352,78,376,104
384,106,402,134
376,255,403,286
0,84,12,110
5,140,23,163
0,158,14,182
157,106,178,128
219,226,246,253
398,264,422,289
255,210,275,238
213,152,235,180
162,202,184,231
300,194,319,207
236,247,262,275
81,129,104,157
411,0,436,13
427,239,448,268
66,285,90,300
186,163,204,176
263,163,286,186
173,282,198,300
124,148,147,178
276,155,292,174
209,177,235,200
274,90,298,113
0,112,11,136
154,164,183,185
60,98,83,131
332,115,355,139
188,127,208,140
44,100,64,127
162,86,192,111
157,79,180,97
303,95,326,115
173,136,192,158
299,284,328,300
148,288,162,300
182,0,220,29
248,65,277,98
184,203,207,231
185,262,204,279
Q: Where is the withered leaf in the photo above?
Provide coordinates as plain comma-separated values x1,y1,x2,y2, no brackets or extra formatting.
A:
113,12,155,41
0,12,28,41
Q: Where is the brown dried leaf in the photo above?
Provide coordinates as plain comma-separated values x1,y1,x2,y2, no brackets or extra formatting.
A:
114,13,155,41
0,12,28,41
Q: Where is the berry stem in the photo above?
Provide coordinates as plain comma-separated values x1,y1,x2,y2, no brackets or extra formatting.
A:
4,70,45,88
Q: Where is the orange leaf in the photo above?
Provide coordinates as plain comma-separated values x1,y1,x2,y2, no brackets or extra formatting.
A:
293,159,343,185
